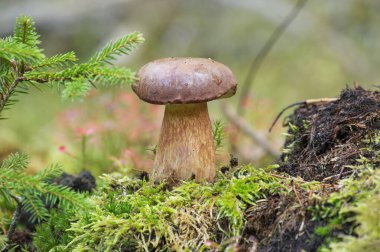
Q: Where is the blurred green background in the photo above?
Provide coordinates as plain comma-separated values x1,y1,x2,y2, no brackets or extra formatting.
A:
0,0,378,173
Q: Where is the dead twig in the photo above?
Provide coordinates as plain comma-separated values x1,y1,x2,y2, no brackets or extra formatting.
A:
322,170,354,182
238,0,309,116
269,98,339,132
222,104,281,158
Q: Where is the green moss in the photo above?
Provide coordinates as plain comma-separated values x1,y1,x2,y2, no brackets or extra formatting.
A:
33,209,75,252
34,164,320,251
311,131,380,251
320,166,380,251
32,129,379,251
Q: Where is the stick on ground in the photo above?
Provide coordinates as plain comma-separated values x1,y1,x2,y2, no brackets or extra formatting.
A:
222,104,281,158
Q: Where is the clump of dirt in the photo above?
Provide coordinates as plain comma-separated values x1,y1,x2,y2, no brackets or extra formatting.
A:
53,171,97,193
279,86,380,181
239,184,335,252
239,86,379,252
10,229,33,251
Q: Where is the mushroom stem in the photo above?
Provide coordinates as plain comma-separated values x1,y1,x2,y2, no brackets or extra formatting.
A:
153,103,216,182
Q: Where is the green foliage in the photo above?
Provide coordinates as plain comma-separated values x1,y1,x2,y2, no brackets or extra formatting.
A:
0,15,144,115
0,238,6,251
90,32,144,64
33,209,75,252
61,77,91,99
0,39,43,63
0,153,90,225
310,133,380,251
39,164,318,251
329,185,380,251
212,119,224,150
33,52,77,70
321,161,380,251
13,16,40,48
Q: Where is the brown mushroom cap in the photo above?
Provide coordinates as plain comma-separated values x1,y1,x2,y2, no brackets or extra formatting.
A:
132,57,237,104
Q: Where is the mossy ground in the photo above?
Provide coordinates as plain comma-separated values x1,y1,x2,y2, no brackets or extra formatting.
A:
33,163,324,252
9,87,380,251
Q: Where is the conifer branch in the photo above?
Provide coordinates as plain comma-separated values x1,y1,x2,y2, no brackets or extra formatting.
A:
0,76,25,116
0,153,91,224
0,15,144,113
13,15,40,48
90,32,145,64
0,152,29,171
6,194,22,241
92,66,136,85
0,194,22,252
0,39,43,63
32,51,77,69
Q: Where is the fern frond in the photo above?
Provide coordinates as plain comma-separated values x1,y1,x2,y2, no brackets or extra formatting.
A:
90,32,144,64
32,52,77,69
13,15,40,48
1,152,29,172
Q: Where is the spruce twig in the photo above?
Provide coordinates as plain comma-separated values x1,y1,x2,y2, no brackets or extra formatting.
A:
1,195,22,252
0,15,144,117
0,76,25,115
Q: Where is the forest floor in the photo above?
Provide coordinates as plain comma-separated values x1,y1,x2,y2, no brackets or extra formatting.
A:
240,86,380,251
9,86,380,252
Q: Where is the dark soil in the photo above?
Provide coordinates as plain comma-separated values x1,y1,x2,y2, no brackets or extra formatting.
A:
10,229,33,251
53,170,97,193
240,87,379,252
279,86,379,182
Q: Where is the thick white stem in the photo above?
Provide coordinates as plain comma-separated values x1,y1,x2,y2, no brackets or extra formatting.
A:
153,103,215,182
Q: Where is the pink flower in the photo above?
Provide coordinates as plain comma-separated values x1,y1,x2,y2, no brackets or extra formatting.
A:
58,145,66,153
123,149,134,157
75,126,96,137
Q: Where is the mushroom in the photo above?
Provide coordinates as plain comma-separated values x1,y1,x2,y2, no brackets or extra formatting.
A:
132,57,237,182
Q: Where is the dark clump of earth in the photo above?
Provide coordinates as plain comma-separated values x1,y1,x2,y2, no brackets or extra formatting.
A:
53,170,96,193
279,86,379,182
240,86,379,252
10,229,33,251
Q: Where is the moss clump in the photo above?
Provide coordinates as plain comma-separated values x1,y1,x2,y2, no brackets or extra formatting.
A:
33,164,322,251
330,180,380,251
312,137,380,252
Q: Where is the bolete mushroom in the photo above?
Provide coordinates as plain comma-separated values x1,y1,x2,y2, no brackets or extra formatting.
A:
132,57,237,182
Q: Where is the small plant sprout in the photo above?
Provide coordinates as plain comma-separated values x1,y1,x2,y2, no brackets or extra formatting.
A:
133,58,237,182
213,119,225,151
